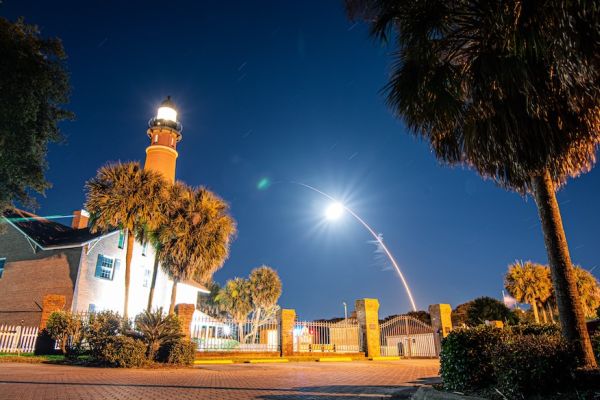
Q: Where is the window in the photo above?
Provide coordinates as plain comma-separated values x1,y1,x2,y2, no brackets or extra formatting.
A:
118,230,125,249
142,240,148,256
94,254,118,280
143,268,151,288
0,258,5,279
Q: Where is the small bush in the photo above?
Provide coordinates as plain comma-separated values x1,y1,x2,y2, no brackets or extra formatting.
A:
98,336,147,368
45,311,84,356
492,334,577,398
85,311,123,357
134,308,183,361
158,340,196,365
440,326,507,392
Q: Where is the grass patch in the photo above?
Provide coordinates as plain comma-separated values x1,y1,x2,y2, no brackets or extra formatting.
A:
0,353,65,363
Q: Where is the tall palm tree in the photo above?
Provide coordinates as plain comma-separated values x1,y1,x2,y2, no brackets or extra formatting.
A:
216,277,253,342
347,0,599,367
248,265,282,340
157,183,236,314
85,161,167,319
505,261,550,323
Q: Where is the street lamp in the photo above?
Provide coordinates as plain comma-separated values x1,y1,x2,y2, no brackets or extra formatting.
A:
294,182,418,312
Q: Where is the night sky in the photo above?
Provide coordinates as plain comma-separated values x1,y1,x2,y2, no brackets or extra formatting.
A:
3,1,599,320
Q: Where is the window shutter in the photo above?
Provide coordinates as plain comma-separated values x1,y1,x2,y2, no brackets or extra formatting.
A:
94,255,104,278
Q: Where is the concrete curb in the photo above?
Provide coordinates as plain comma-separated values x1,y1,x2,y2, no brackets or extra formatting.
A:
317,357,353,362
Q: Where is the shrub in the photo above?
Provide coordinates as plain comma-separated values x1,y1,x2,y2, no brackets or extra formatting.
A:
158,340,196,365
508,323,561,336
85,311,123,357
98,336,147,368
45,311,84,356
492,334,577,398
440,326,507,392
134,308,183,361
592,332,600,361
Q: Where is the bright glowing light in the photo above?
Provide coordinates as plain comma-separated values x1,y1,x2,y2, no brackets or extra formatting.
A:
223,325,231,335
325,202,344,220
157,106,177,122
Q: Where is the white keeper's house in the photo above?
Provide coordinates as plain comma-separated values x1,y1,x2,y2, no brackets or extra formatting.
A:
0,97,210,325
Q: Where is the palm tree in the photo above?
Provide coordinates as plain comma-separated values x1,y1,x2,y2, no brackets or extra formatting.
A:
248,265,282,340
216,277,253,342
347,0,599,367
157,183,236,314
505,261,550,323
85,162,167,319
573,267,600,319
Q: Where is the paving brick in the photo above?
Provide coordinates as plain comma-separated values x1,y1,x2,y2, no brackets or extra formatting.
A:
0,360,439,399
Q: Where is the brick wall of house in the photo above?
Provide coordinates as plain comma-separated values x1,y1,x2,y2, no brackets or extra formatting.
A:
0,226,82,326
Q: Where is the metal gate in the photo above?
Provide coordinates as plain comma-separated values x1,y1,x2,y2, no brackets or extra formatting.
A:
294,318,361,353
379,315,437,358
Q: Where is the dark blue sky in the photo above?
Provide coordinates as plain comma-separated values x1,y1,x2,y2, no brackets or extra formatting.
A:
4,1,599,320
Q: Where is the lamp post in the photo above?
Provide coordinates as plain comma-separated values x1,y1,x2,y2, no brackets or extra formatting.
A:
295,182,418,312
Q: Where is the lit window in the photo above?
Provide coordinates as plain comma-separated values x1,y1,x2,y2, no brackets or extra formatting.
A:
0,258,5,279
94,254,118,280
154,134,158,143
118,230,125,249
143,268,151,288
142,241,148,256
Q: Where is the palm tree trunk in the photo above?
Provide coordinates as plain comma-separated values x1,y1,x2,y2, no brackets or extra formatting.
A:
531,170,597,368
169,279,178,315
547,303,556,323
124,229,135,320
251,307,262,343
147,255,160,311
531,299,540,323
540,302,548,324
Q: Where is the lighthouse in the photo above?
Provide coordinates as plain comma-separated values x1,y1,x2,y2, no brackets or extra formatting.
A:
144,96,182,182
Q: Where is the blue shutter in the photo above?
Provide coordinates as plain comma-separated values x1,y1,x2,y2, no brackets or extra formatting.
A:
94,255,104,278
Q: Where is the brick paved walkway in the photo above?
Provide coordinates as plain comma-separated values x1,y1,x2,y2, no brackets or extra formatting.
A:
0,359,439,400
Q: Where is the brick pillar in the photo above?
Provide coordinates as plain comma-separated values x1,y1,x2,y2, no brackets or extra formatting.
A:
277,308,295,357
175,303,195,340
39,294,66,330
429,303,452,356
35,294,66,355
355,298,380,358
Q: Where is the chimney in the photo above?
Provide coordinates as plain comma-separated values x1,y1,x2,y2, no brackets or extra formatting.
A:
72,209,90,229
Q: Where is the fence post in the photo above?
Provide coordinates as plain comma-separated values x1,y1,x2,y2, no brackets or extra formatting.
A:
277,308,295,357
14,325,22,356
355,298,381,358
175,303,195,340
428,303,452,356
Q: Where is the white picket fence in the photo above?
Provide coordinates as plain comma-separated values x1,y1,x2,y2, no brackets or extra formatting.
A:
0,325,39,353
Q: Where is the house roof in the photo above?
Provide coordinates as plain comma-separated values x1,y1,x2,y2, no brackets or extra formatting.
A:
181,279,210,293
2,208,107,249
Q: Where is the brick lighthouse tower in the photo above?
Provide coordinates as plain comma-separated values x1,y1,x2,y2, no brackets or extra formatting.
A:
144,96,182,182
